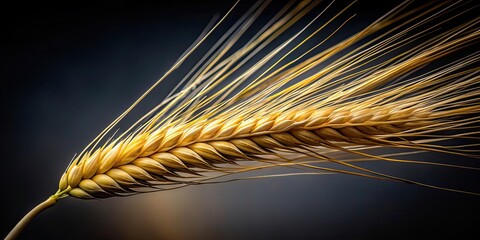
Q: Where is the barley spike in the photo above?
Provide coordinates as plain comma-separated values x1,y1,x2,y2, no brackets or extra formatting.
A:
6,0,480,239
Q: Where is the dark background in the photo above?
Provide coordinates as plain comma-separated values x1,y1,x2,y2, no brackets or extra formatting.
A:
1,1,479,239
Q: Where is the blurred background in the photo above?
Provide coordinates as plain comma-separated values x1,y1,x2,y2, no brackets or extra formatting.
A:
1,0,479,239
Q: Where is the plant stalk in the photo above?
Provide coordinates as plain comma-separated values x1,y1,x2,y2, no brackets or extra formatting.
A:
5,196,57,240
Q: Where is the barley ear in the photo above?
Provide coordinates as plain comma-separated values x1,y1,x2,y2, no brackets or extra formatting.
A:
6,0,480,239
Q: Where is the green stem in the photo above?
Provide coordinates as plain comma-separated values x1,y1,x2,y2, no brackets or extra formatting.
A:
5,196,58,240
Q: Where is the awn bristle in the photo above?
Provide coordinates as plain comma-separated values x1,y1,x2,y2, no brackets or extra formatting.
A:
6,1,480,239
